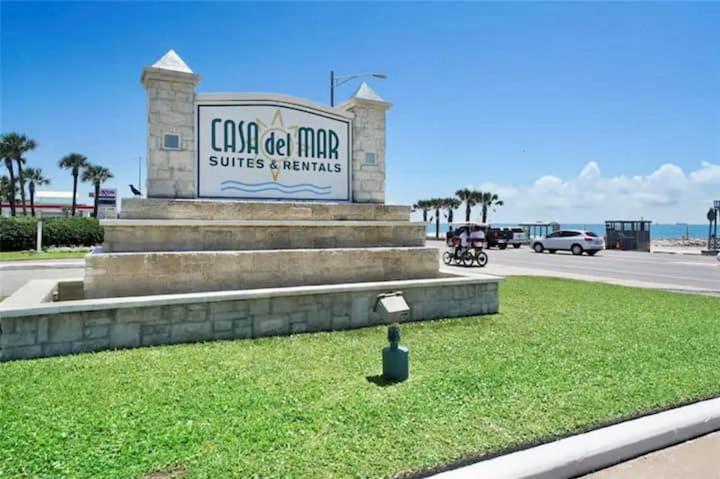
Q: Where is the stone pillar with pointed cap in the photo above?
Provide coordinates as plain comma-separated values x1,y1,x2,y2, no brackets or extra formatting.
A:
140,50,201,198
338,82,391,203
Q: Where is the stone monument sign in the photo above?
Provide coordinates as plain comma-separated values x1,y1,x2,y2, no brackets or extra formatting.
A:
141,50,389,203
0,50,500,362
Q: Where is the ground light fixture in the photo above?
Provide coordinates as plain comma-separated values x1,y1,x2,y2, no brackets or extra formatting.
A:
374,292,410,381
330,70,387,106
374,291,410,323
382,324,409,382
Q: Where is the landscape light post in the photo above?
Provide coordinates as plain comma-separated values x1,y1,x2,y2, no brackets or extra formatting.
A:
330,71,387,106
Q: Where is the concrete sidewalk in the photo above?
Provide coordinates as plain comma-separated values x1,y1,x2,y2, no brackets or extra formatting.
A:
0,259,85,271
584,431,720,478
429,397,720,479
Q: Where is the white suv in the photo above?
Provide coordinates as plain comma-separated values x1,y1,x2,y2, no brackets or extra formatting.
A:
532,230,604,256
507,227,527,248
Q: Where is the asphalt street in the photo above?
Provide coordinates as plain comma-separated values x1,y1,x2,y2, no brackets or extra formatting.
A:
431,240,720,295
1,247,718,298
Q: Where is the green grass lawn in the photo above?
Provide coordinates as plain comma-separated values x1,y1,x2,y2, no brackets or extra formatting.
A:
1,277,719,478
0,250,89,261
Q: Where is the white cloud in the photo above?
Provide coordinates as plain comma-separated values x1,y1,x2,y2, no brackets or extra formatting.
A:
690,161,720,185
477,161,720,223
578,161,601,181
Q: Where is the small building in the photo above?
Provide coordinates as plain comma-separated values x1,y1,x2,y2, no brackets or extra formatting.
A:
520,221,560,240
1,190,94,217
605,220,652,252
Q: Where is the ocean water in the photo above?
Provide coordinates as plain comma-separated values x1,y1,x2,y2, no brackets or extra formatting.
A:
425,223,710,240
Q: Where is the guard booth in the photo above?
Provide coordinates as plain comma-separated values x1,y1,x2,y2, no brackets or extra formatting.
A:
605,220,652,252
520,222,560,241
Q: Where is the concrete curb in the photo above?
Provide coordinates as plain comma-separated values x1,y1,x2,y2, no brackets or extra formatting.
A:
429,397,720,479
0,260,85,271
650,250,703,256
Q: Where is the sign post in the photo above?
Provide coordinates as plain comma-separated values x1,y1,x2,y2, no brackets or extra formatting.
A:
36,220,43,253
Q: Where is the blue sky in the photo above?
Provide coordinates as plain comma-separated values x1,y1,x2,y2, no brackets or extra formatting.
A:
2,1,718,222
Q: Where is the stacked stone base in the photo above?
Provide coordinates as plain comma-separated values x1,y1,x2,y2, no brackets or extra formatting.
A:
0,199,503,361
84,247,439,298
0,278,498,361
120,198,408,221
87,200,437,299
101,220,425,252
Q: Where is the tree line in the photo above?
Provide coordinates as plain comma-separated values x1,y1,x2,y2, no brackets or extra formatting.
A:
1,132,113,218
414,189,504,238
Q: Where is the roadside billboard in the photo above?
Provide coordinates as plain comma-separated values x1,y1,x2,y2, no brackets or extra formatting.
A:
89,188,117,206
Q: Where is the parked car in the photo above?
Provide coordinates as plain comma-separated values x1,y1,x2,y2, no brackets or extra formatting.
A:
532,230,604,256
504,227,526,248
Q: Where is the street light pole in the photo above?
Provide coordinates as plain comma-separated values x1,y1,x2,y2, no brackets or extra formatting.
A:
330,71,387,107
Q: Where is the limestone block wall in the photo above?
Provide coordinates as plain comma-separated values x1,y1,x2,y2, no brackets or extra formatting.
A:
142,68,200,198
119,199,410,221
84,247,440,298
0,280,499,361
102,221,425,252
340,99,389,203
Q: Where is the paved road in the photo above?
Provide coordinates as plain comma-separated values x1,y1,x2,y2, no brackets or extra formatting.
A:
1,247,718,298
0,260,84,297
431,241,720,295
583,431,720,478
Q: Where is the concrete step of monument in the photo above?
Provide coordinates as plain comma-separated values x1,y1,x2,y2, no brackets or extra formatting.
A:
120,198,410,221
101,219,426,252
84,247,440,298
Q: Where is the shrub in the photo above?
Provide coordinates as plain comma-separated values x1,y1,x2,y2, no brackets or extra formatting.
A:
0,217,103,251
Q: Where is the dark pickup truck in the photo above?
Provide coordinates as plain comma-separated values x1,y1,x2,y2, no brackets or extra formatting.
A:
485,226,514,249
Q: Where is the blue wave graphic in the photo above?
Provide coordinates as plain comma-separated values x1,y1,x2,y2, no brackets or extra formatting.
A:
221,180,331,190
220,185,331,195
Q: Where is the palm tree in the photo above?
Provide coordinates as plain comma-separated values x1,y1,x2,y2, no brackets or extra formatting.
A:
413,199,432,223
1,133,37,216
456,188,481,222
479,191,504,223
427,198,447,239
444,197,461,225
1,141,17,216
24,168,50,217
58,153,88,216
81,164,113,218
0,175,17,216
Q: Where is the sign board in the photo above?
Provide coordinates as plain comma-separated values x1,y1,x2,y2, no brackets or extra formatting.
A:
714,200,720,208
90,188,117,206
97,205,117,219
197,101,351,201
